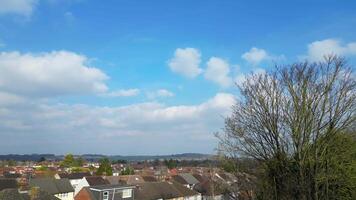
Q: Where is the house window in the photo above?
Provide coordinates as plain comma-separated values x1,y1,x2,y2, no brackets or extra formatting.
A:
122,189,132,198
103,191,109,200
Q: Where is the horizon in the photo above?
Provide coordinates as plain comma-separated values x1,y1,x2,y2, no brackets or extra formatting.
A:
0,0,356,155
0,152,211,156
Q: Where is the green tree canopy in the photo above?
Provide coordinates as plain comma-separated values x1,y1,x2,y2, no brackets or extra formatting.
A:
121,167,134,175
164,159,178,169
96,158,113,176
60,154,85,168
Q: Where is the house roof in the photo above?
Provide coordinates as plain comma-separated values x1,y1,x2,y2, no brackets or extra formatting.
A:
83,184,135,200
135,182,181,200
141,176,157,182
3,172,21,179
105,175,145,185
193,180,225,196
172,175,187,185
29,178,74,195
171,181,200,197
90,184,134,190
0,189,29,200
57,172,91,180
135,182,199,200
173,173,199,185
0,179,18,191
0,188,60,200
85,176,110,186
192,174,208,183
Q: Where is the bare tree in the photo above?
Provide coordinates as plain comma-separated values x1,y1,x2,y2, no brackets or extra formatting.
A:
217,55,355,200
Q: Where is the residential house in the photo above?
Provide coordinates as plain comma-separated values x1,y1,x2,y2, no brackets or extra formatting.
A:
192,174,208,184
105,175,145,185
141,176,157,182
153,166,168,181
193,180,226,200
0,178,18,191
75,184,135,200
135,181,201,200
55,172,91,191
0,188,60,200
74,176,110,195
172,173,200,189
29,178,74,200
3,171,21,179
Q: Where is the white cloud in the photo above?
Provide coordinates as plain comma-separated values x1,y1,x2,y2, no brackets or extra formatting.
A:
147,89,175,99
104,89,140,97
304,39,356,62
0,0,38,16
168,48,202,78
0,51,109,97
0,93,235,154
242,47,269,66
204,57,233,88
156,89,174,97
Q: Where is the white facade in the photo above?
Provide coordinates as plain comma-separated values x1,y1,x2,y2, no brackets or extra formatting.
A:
74,177,90,195
202,195,223,200
54,173,82,192
69,179,82,192
184,194,202,200
54,191,74,200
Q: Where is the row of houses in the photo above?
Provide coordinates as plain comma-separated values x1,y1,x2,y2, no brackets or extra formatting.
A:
0,171,246,200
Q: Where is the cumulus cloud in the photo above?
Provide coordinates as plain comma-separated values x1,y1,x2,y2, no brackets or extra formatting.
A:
204,57,233,88
242,47,269,66
147,89,175,99
0,51,109,97
0,93,235,154
104,89,140,97
304,39,356,62
241,47,284,66
0,0,38,16
168,48,202,78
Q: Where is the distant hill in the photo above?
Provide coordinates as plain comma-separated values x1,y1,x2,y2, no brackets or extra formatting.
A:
0,154,55,162
0,153,213,162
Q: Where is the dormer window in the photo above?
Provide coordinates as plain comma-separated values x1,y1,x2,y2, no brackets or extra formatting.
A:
122,189,132,198
103,191,109,200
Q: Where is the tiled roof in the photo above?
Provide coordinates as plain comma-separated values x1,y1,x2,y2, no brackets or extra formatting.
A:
141,176,157,182
173,173,200,185
105,175,145,185
3,172,21,179
85,184,135,200
171,181,200,197
0,179,17,191
29,178,74,195
58,172,91,180
192,173,208,183
135,182,199,200
179,173,200,185
0,188,60,200
193,180,225,196
85,176,110,186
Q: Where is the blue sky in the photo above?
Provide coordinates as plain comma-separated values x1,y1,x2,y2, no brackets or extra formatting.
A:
0,0,355,155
